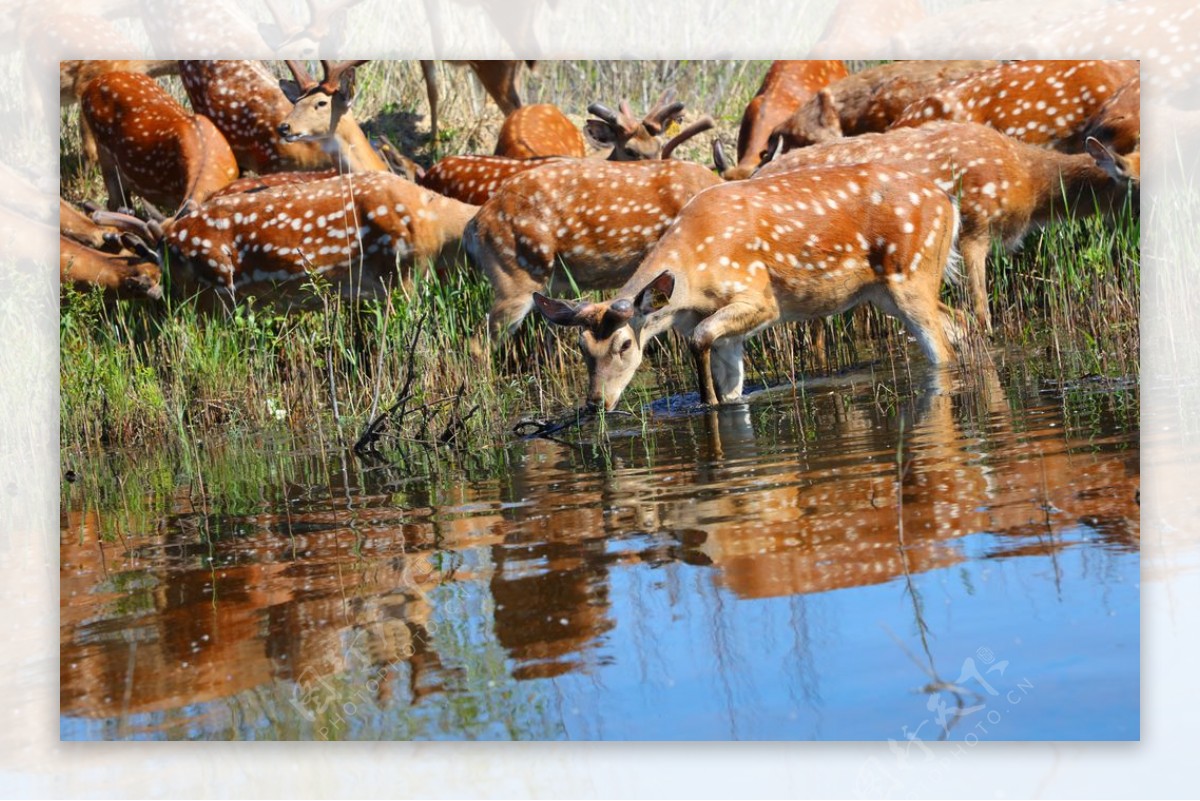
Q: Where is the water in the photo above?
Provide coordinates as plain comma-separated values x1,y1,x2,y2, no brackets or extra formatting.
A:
59,358,1139,741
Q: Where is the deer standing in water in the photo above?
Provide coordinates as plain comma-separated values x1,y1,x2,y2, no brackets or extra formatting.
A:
756,121,1140,333
464,159,722,337
533,165,964,409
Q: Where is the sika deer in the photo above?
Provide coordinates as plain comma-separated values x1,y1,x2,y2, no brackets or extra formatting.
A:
81,71,239,212
277,59,391,172
891,60,1139,152
181,60,368,175
464,159,722,337
756,121,1140,333
494,104,586,159
714,60,849,180
418,107,713,206
96,172,476,304
534,165,963,410
765,60,999,154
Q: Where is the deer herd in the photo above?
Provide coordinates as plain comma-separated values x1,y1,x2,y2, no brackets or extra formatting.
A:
60,59,1140,411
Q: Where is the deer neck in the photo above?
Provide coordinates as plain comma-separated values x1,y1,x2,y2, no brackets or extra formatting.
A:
329,114,389,172
1027,147,1121,227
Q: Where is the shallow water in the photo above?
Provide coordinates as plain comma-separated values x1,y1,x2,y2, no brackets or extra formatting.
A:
60,358,1138,741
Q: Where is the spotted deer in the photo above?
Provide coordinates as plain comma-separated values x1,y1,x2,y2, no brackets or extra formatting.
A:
414,106,714,206
95,172,476,303
533,165,963,410
765,60,999,154
464,159,722,337
494,104,586,159
60,60,179,163
756,121,1140,333
81,71,240,212
277,59,392,172
890,60,1139,152
181,60,369,175
1082,74,1140,155
714,60,849,180
585,90,715,161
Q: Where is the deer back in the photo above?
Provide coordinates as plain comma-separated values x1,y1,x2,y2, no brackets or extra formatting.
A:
161,172,477,300
758,121,1134,247
81,71,239,210
494,104,586,159
768,60,999,152
891,59,1139,152
420,155,567,205
469,159,723,294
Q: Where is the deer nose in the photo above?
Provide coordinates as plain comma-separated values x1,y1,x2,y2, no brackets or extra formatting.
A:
277,122,291,137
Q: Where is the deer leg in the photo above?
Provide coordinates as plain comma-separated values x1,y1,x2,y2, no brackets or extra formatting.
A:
959,232,992,335
878,284,955,366
691,299,777,404
420,60,439,145
97,149,127,212
691,344,720,406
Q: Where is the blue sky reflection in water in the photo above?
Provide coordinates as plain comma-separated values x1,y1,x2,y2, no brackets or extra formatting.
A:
60,363,1138,741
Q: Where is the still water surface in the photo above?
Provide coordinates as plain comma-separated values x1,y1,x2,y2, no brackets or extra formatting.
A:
60,359,1138,740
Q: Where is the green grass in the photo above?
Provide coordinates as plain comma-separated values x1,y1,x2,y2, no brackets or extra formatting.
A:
58,60,1140,459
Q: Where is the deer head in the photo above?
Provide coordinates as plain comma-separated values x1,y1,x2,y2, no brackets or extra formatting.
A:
278,59,368,143
534,270,676,411
584,90,713,160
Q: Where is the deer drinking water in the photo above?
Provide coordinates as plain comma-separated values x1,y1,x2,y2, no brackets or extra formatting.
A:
533,165,964,410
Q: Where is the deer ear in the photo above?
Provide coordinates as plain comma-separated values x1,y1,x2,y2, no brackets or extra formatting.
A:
817,88,839,128
533,293,582,326
634,270,676,313
584,120,619,148
279,79,304,103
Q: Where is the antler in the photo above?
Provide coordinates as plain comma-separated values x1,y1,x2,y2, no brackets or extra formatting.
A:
318,59,368,93
284,59,319,92
91,210,164,246
661,115,714,160
588,102,636,136
641,89,685,134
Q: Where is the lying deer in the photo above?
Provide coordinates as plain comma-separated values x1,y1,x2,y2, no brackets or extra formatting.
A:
494,104,586,159
756,121,1140,333
180,60,384,175
464,158,722,337
765,60,998,153
81,71,239,212
715,60,849,180
890,59,1139,152
95,172,476,303
422,96,714,205
534,165,964,409
276,59,392,172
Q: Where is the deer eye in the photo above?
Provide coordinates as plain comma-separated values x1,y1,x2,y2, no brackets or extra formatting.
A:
316,99,329,109
619,338,633,354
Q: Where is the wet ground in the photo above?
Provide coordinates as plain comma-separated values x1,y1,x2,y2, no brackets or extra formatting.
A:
60,357,1139,740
